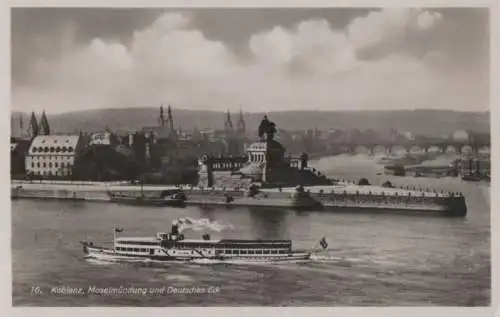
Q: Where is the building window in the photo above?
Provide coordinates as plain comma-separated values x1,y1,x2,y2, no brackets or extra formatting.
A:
56,147,61,153
37,162,40,168
50,146,55,152
55,163,58,168
49,162,52,168
32,147,38,153
43,162,47,168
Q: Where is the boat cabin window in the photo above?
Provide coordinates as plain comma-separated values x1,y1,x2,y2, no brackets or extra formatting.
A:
248,250,255,255
240,250,247,255
117,240,159,246
271,250,277,254
140,248,146,252
263,250,270,254
279,250,286,254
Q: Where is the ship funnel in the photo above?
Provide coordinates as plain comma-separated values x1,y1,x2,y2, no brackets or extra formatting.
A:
171,223,179,236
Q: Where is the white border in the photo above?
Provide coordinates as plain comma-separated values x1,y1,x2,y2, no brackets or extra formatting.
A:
2,1,498,316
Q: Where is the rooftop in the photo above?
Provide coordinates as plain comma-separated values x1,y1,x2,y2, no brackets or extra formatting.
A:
28,135,80,155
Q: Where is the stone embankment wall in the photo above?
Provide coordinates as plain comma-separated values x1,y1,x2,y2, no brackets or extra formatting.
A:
311,192,444,209
11,181,466,216
11,186,111,201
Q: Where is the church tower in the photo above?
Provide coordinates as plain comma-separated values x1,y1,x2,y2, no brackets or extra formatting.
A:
159,104,165,128
224,110,233,131
29,112,39,137
236,109,246,134
167,105,174,132
38,110,51,135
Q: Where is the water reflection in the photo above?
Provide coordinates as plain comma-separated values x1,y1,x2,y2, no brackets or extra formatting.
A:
248,208,289,239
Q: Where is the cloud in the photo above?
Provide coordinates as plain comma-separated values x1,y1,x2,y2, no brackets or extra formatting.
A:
347,8,443,59
12,9,487,115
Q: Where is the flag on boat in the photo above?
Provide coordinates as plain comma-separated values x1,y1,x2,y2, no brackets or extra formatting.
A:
114,227,123,233
319,237,328,249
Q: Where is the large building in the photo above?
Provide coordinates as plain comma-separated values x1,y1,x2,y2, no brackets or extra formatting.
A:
89,130,117,146
25,135,83,177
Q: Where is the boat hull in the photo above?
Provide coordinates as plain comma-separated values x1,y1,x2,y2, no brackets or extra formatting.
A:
83,246,311,263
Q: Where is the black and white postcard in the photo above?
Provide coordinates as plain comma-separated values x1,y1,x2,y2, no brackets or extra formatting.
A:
5,3,496,316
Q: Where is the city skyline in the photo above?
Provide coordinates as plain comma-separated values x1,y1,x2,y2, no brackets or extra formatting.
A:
12,8,489,114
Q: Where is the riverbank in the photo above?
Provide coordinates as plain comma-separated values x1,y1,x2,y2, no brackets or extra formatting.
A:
11,180,467,216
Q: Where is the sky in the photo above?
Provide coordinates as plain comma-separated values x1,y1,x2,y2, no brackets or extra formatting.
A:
11,8,489,114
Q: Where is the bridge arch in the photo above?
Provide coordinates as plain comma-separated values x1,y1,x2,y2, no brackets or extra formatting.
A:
372,144,387,155
477,145,491,154
408,145,425,153
427,145,441,153
355,145,371,155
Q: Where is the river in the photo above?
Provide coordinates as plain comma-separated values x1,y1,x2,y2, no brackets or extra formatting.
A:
12,154,490,306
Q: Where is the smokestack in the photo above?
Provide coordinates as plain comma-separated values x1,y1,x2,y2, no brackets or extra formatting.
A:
171,220,179,236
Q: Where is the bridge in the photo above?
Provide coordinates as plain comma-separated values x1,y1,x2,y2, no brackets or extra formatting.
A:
327,135,490,155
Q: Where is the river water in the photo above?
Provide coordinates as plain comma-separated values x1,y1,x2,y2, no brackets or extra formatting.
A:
12,155,490,306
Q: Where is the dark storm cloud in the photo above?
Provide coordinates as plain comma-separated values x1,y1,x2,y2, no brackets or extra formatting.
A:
11,8,163,85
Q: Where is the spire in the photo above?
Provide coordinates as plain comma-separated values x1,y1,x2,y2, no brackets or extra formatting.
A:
39,110,51,135
167,105,174,132
193,125,200,135
159,104,165,127
225,110,233,130
236,109,245,133
29,111,39,137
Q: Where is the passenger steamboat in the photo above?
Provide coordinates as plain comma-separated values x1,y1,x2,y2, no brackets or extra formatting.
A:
80,219,327,263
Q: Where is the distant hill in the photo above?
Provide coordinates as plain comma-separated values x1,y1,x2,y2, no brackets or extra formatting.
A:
11,108,490,137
